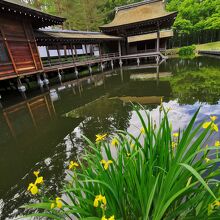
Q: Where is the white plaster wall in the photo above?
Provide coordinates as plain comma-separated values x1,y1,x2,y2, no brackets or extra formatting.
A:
38,46,86,58
38,45,100,58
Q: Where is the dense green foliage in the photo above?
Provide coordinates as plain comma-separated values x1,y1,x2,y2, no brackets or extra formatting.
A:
22,0,220,32
178,45,196,56
23,107,220,219
167,0,220,33
23,0,140,30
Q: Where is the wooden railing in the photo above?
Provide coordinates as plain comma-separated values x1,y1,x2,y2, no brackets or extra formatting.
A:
42,50,167,68
126,48,166,55
42,52,120,68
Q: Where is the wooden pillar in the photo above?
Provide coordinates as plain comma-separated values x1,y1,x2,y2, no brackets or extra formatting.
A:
0,26,18,75
157,22,160,52
70,43,75,63
90,44,93,56
27,22,44,70
43,72,49,88
165,39,167,52
64,45,67,61
74,45,78,59
56,45,62,64
156,64,160,87
22,22,38,70
46,46,52,66
118,41,122,57
99,43,102,58
85,44,88,56
17,78,27,99
118,41,122,67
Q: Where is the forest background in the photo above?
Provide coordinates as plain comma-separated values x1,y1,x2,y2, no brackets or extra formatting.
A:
22,0,220,34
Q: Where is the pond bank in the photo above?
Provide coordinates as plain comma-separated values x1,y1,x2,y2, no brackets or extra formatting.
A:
166,41,220,55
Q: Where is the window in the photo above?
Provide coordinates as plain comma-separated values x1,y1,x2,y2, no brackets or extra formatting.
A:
0,41,10,63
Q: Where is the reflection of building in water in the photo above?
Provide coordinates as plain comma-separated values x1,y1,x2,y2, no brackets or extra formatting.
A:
64,96,121,118
2,94,56,137
130,72,172,81
111,96,162,105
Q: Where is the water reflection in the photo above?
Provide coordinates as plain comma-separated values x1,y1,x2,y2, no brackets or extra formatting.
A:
2,94,56,138
169,67,220,104
0,56,220,219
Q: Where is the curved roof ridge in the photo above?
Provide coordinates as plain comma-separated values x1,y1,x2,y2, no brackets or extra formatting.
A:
115,0,161,13
0,0,65,28
40,29,107,35
100,0,177,31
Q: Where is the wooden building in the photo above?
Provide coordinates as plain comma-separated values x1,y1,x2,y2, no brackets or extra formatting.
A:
0,0,64,82
100,0,177,55
0,0,177,101
34,29,122,74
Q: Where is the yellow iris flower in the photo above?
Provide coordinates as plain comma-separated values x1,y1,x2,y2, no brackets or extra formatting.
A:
35,176,44,185
96,134,107,142
111,138,119,146
203,122,212,129
100,159,113,170
102,216,115,220
140,127,145,134
56,197,62,209
33,171,40,177
213,200,220,207
173,133,179,137
212,124,219,132
203,121,219,132
94,194,106,208
50,203,55,209
210,116,217,121
27,183,38,195
172,142,177,149
205,157,211,163
215,141,220,147
69,161,79,170
51,197,62,209
28,171,44,195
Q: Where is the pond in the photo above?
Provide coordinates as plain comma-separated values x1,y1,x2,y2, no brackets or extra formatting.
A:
0,56,220,219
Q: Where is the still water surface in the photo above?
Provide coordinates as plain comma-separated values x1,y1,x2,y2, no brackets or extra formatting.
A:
0,56,220,219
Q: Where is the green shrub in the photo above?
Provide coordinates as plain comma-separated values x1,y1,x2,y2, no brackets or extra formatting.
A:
179,45,196,56
23,106,220,219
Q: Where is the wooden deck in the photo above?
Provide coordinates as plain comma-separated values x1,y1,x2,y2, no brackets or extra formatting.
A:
44,51,166,73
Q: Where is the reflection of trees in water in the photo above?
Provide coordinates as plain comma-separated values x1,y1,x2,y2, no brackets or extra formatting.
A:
161,56,220,76
170,67,220,105
1,136,78,219
0,118,80,219
1,97,132,219
66,97,132,142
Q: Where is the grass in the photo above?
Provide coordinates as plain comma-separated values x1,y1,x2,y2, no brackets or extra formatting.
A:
167,41,220,55
22,106,220,219
196,41,220,51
